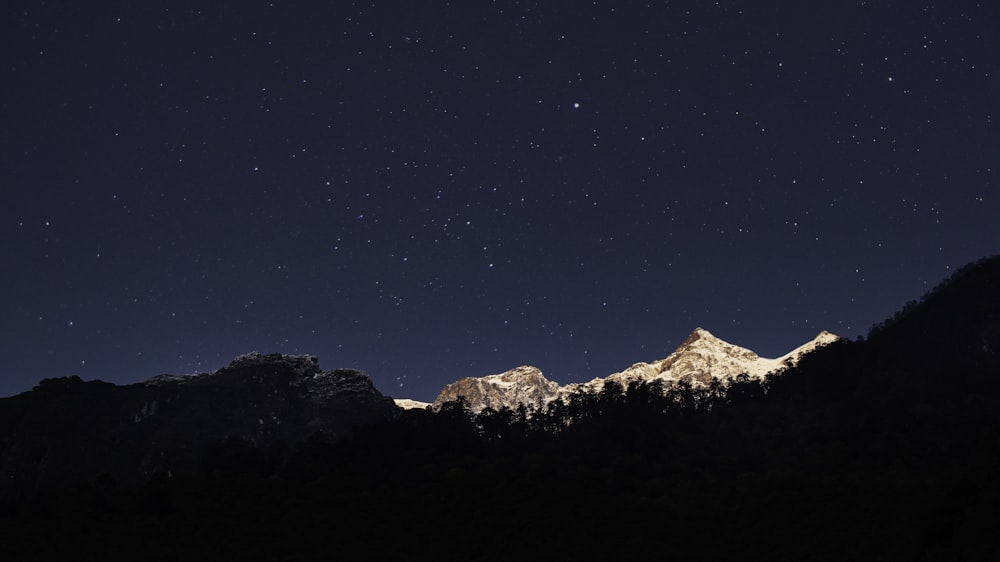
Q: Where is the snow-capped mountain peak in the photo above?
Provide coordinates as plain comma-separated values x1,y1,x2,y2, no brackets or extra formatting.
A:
780,330,840,363
568,327,768,395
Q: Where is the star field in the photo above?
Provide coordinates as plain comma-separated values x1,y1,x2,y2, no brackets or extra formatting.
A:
2,1,998,400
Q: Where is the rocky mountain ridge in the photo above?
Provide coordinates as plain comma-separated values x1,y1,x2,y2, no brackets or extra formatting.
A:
429,328,839,413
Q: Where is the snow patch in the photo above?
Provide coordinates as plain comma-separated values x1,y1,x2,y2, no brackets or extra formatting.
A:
394,398,433,410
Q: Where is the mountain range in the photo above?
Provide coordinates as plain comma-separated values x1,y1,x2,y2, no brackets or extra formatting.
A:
2,255,996,498
0,328,836,492
423,328,839,413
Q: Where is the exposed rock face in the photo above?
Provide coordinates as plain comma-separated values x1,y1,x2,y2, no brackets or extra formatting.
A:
432,329,839,413
432,365,561,413
0,352,397,492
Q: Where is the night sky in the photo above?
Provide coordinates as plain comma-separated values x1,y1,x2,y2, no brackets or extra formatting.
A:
3,2,997,401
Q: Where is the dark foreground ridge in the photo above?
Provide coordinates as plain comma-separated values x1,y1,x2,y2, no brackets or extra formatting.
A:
0,352,397,492
1,256,999,560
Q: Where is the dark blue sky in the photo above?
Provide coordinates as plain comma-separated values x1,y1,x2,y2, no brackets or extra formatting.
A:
3,1,998,401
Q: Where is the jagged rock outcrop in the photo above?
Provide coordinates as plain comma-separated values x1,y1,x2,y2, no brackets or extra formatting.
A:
0,352,397,493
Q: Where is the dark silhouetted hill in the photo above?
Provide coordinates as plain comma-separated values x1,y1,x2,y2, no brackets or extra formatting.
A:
0,352,397,493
